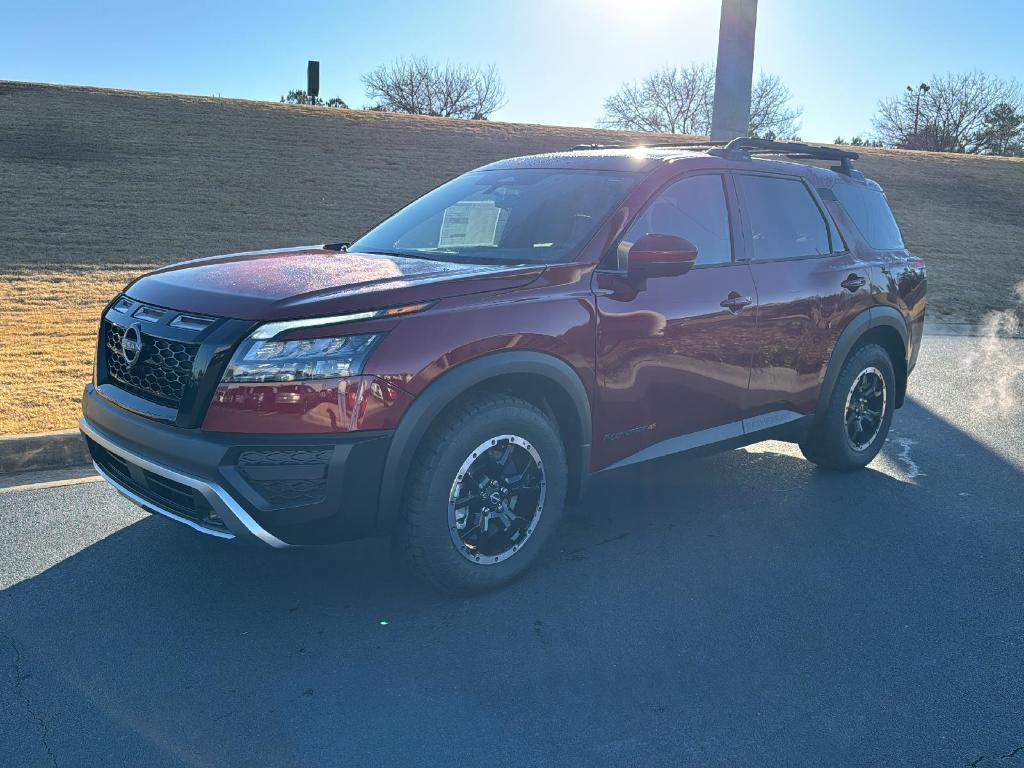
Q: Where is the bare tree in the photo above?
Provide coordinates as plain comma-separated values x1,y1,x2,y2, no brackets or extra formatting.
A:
361,57,506,119
599,64,715,134
749,72,803,139
872,71,1023,153
600,65,801,138
280,90,348,108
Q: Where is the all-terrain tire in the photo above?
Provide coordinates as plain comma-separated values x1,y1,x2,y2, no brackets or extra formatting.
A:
800,342,896,471
397,392,568,595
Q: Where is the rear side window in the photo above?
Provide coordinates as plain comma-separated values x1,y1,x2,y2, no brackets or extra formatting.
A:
617,174,733,267
832,184,905,250
735,175,831,260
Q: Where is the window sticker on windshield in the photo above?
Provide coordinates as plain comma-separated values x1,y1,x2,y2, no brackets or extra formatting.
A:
439,201,501,247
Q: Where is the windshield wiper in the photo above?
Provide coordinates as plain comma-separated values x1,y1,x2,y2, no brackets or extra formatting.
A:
361,249,430,260
363,248,466,263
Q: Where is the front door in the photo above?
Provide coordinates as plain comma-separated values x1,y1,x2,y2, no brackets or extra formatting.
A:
593,173,758,469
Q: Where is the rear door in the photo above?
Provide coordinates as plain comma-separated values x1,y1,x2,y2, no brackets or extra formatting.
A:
732,172,873,418
593,172,759,469
829,181,926,368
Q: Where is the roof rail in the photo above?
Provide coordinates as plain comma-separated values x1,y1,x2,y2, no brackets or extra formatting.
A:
649,140,727,149
713,137,862,177
567,136,864,177
570,141,717,151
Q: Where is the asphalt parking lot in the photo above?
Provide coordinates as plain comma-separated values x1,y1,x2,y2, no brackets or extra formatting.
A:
2,333,1022,767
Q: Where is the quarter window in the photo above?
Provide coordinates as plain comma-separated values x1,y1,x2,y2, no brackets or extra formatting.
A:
735,175,831,260
832,184,905,250
617,174,733,268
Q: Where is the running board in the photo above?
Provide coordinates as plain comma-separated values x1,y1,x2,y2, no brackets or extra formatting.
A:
601,410,805,472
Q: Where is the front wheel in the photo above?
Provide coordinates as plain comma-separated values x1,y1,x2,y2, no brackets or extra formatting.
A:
800,343,896,471
398,393,567,594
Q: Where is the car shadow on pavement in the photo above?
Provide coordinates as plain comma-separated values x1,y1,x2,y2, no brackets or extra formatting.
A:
2,397,1023,767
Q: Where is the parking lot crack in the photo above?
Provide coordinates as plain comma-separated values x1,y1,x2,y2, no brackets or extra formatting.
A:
563,531,631,559
8,636,58,768
967,743,1024,767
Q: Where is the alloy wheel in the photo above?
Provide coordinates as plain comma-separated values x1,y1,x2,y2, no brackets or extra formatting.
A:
844,366,887,451
447,434,546,565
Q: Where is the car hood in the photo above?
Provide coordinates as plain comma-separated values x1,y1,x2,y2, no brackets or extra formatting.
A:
124,246,545,321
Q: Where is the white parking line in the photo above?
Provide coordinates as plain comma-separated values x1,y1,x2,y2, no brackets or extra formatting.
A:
0,474,104,495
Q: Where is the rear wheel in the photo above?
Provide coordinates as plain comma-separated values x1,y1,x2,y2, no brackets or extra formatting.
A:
398,392,567,594
800,343,896,471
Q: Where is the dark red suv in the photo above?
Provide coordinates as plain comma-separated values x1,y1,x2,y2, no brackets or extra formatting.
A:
81,138,926,593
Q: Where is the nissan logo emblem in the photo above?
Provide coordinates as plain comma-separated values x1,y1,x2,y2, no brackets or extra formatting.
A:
121,323,143,367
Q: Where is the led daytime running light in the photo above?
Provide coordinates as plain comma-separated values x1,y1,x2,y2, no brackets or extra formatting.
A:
251,302,431,340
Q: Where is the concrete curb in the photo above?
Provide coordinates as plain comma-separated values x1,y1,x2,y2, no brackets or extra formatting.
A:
924,320,1024,338
0,429,90,475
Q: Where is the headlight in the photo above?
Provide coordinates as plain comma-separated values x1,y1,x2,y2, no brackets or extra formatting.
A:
222,333,382,384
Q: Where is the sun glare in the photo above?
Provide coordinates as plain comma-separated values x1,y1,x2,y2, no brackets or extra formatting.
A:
590,0,714,29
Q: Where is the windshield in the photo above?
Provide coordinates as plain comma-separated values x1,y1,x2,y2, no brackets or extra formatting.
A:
350,168,641,265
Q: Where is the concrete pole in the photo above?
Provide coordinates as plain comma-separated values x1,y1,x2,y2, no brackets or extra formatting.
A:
710,0,758,141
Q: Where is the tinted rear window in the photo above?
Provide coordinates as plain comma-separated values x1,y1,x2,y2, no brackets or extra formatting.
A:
735,175,831,260
833,184,905,250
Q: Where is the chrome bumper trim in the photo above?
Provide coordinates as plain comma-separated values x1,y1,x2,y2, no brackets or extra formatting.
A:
80,418,290,548
91,460,236,540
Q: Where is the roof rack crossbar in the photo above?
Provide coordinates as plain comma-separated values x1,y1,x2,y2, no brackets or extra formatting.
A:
718,137,860,175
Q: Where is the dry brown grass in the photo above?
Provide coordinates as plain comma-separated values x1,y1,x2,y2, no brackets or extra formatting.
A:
1,81,1022,435
850,149,1024,322
0,266,149,433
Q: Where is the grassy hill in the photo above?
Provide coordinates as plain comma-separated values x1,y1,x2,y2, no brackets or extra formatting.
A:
1,81,1022,434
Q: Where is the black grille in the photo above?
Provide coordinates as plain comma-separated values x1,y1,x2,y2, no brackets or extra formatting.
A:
104,321,199,408
238,449,333,466
237,448,332,506
88,439,228,531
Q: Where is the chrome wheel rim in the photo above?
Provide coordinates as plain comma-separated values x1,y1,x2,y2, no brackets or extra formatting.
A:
844,367,887,451
448,434,546,565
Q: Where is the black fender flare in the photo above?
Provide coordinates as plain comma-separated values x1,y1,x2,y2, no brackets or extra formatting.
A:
815,306,910,421
376,351,593,532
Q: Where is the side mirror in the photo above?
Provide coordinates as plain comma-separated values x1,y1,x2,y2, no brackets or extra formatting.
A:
627,234,698,276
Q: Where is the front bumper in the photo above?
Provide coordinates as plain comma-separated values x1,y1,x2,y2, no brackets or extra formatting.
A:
81,384,392,546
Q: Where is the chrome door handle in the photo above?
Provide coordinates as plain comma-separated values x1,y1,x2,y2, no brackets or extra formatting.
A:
841,274,867,292
720,294,753,312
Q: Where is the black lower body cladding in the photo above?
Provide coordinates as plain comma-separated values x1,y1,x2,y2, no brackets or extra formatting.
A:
81,384,390,545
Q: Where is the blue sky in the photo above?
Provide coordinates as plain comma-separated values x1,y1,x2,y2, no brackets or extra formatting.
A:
4,0,1021,142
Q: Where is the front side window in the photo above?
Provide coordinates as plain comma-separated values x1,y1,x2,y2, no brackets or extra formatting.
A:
616,174,734,268
832,183,905,250
351,168,641,265
735,175,831,260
